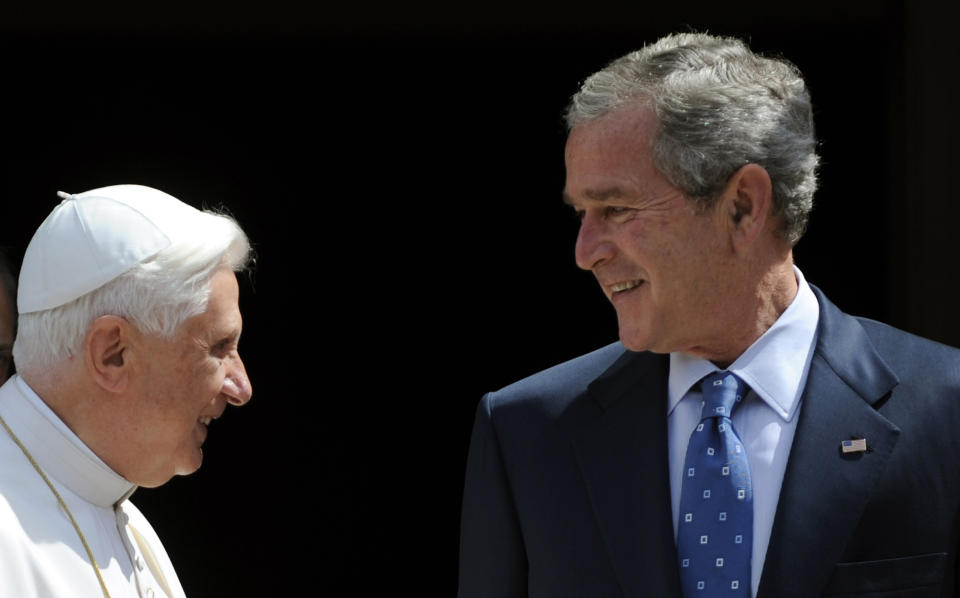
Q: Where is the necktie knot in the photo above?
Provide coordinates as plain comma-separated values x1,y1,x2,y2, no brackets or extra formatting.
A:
700,371,745,420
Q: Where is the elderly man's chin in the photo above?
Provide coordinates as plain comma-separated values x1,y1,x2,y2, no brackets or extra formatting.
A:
178,449,205,477
135,452,203,489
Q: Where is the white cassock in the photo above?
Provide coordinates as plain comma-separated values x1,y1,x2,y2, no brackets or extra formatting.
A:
0,375,187,598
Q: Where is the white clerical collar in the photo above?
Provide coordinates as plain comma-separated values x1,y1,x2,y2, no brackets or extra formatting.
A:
0,375,136,507
667,266,820,422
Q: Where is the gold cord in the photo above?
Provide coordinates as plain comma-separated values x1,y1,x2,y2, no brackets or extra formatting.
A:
0,414,112,598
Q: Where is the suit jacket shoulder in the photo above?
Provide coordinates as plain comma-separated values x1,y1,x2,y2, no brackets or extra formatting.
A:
759,289,960,597
484,341,629,420
856,315,960,384
461,342,680,598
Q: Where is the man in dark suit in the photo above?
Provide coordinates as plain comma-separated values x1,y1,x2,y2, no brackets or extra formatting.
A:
459,32,960,597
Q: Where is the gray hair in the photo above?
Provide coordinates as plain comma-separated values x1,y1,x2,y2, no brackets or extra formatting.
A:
566,32,819,245
13,210,251,372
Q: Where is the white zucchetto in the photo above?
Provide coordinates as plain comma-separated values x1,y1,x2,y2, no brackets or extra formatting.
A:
18,184,212,314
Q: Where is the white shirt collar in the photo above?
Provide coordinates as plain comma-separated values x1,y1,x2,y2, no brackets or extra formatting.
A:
0,375,136,507
667,266,820,422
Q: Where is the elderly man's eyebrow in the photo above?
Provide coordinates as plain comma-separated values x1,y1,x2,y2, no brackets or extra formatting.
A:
223,328,243,345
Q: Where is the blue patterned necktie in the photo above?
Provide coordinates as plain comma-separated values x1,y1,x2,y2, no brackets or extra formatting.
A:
677,371,753,596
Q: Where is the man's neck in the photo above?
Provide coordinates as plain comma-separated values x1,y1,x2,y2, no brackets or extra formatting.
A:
692,258,799,369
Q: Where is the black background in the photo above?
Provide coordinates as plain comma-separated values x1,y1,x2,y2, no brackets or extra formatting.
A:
1,2,959,595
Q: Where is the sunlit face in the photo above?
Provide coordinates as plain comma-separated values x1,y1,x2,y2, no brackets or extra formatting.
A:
129,267,252,487
565,106,734,356
0,286,12,384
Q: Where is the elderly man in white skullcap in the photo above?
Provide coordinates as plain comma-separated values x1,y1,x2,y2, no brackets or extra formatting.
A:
0,185,253,598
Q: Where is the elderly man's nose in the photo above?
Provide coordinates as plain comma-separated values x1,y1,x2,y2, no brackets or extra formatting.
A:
223,355,252,406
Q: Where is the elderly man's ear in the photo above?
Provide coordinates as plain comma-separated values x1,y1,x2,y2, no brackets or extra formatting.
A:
723,163,775,251
84,315,131,393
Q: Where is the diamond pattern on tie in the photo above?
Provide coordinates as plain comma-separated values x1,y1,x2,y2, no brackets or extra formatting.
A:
677,371,752,597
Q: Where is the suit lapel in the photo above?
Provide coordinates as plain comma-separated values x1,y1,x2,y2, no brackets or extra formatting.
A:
572,350,682,598
758,288,901,598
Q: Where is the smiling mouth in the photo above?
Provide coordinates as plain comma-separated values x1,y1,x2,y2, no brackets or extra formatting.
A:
610,279,645,294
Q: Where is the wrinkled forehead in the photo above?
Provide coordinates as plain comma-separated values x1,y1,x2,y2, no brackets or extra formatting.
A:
563,105,668,203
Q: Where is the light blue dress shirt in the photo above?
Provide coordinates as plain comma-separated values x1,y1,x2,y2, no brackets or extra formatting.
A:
668,267,820,597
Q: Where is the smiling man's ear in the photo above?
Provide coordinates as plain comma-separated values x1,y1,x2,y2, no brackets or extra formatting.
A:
721,163,775,251
84,315,131,393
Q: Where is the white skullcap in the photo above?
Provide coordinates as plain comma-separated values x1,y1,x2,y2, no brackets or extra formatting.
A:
18,184,211,314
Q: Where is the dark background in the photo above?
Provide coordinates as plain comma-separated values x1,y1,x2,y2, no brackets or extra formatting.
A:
1,2,958,595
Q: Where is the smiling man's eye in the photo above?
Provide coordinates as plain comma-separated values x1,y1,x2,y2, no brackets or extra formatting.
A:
604,206,632,217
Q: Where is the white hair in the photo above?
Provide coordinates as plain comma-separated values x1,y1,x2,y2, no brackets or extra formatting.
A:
13,210,251,372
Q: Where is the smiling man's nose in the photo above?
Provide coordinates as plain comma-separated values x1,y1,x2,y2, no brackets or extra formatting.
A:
575,213,615,271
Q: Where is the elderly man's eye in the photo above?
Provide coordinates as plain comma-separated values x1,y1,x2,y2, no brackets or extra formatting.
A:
211,340,232,357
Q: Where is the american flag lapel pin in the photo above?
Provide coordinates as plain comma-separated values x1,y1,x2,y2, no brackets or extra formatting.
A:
841,438,868,454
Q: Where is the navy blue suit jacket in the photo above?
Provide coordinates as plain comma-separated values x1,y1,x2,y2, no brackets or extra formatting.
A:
459,287,960,597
